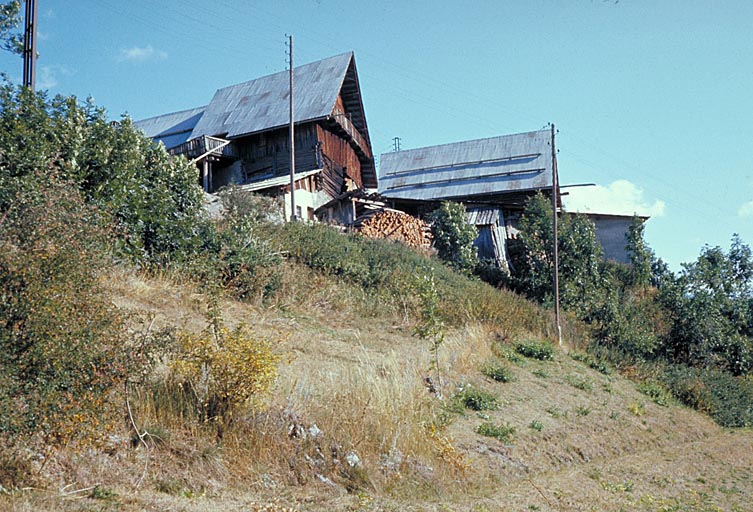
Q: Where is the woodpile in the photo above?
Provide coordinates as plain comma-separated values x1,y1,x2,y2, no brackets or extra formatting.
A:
352,208,432,249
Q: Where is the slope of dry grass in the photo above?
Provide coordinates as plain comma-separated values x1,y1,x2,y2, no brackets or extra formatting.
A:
2,265,751,512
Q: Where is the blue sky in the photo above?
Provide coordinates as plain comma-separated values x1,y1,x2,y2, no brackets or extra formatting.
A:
2,0,752,270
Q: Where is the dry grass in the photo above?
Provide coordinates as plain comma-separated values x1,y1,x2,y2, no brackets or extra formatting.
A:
4,266,753,512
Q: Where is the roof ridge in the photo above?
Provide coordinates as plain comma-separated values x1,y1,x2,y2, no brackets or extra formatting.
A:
381,129,550,158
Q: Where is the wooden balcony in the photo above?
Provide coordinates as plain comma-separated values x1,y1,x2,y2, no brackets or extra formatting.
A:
328,109,372,159
168,135,237,161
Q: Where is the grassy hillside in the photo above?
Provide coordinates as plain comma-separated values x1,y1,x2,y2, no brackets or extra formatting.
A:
2,85,751,512
3,260,750,512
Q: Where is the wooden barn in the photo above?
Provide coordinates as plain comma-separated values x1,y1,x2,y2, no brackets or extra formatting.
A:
135,52,376,221
378,129,560,268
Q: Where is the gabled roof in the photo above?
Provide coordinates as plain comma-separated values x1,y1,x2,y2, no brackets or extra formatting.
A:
134,106,206,150
191,52,356,140
378,129,555,203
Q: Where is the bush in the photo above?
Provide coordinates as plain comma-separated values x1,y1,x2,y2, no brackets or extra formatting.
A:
0,81,208,265
637,379,673,407
569,351,612,375
515,339,555,361
481,361,514,382
428,201,479,274
171,314,281,432
0,181,126,444
663,365,753,427
454,387,498,411
476,421,515,443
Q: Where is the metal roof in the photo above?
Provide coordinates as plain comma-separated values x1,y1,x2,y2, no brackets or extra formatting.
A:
133,106,206,149
236,168,322,193
191,52,354,139
378,129,554,202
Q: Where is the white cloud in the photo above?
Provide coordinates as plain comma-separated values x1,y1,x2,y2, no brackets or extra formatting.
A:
36,65,73,90
563,179,666,218
37,67,57,89
119,45,167,63
738,200,753,218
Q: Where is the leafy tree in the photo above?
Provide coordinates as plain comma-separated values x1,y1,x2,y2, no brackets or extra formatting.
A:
428,201,478,274
512,194,604,316
625,215,653,289
659,235,753,375
0,1,22,55
0,80,208,264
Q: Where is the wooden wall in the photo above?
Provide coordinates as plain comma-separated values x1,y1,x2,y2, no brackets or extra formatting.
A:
236,125,320,182
231,117,370,200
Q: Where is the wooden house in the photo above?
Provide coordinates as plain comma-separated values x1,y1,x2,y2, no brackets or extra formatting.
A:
378,129,560,267
135,52,376,221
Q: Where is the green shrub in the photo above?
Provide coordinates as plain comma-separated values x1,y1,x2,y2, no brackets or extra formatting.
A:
529,420,543,432
515,339,554,361
569,351,612,375
565,374,593,392
637,380,673,407
428,201,479,274
481,361,514,382
454,387,498,411
476,421,515,443
663,365,753,427
0,81,209,265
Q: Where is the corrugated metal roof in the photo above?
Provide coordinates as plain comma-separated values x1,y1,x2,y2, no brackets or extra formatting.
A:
236,168,322,193
133,106,206,149
378,130,553,202
191,52,353,139
466,207,501,226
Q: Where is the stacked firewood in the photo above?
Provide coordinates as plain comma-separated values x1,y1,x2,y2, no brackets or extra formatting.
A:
352,208,432,249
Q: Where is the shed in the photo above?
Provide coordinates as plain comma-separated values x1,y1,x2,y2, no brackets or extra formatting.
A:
466,207,509,271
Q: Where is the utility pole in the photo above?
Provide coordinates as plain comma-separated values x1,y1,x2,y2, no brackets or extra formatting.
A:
22,0,38,90
392,136,402,152
288,35,296,221
551,123,562,345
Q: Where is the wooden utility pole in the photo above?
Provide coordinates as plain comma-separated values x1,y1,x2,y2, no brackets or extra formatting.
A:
551,123,562,345
22,0,38,90
288,35,296,221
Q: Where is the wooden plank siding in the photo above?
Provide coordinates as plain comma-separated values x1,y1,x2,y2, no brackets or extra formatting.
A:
316,125,363,187
235,125,320,182
228,111,371,199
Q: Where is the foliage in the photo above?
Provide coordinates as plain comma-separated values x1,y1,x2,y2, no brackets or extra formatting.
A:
637,380,673,407
662,365,753,428
529,420,543,432
0,80,208,265
171,311,281,431
569,351,612,375
0,1,21,54
625,216,653,289
476,421,515,443
212,214,284,301
0,181,125,443
454,387,498,411
414,272,446,392
512,194,604,317
514,339,554,361
481,360,514,382
428,201,479,274
658,236,753,375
